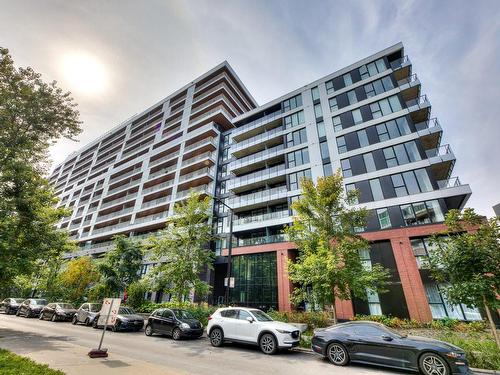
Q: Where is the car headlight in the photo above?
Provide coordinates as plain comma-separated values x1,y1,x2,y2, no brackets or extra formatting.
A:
445,352,462,359
276,329,292,334
180,323,190,330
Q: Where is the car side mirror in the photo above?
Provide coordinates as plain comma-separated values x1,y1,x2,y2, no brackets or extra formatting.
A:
382,335,393,341
246,316,254,323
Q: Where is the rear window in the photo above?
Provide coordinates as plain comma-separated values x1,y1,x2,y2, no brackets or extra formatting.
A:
220,309,238,319
89,304,102,312
32,299,47,305
119,307,134,314
57,303,75,309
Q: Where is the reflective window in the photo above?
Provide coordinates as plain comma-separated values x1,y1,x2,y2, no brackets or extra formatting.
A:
286,128,307,147
341,159,352,177
325,80,334,94
287,148,309,168
320,141,330,160
370,179,384,201
314,103,323,119
333,116,342,132
346,184,358,204
323,163,333,177
311,87,320,101
352,109,363,125
329,97,338,112
363,153,376,172
284,111,305,129
343,73,353,86
337,136,347,154
289,169,311,190
377,208,391,229
357,129,369,147
424,283,482,321
317,121,326,138
347,90,357,105
282,94,302,112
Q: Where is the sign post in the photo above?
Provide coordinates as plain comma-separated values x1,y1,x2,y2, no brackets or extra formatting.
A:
88,298,121,358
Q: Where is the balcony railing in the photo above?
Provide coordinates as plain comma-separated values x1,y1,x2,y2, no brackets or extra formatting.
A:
101,193,138,209
184,137,216,153
178,167,214,183
181,151,214,167
230,144,285,170
142,180,174,195
162,127,181,139
141,195,171,209
425,144,452,158
92,221,130,235
233,233,288,247
176,184,212,200
95,207,134,223
397,73,418,87
134,211,168,225
405,94,430,109
148,166,177,180
390,55,410,70
232,109,283,138
122,138,154,157
107,179,141,195
228,186,288,208
228,164,286,190
109,168,142,183
437,177,462,189
415,118,440,132
188,106,233,126
231,126,284,154
234,210,290,226
149,155,177,168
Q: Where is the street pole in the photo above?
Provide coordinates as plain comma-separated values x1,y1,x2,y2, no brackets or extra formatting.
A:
98,299,114,351
224,209,233,306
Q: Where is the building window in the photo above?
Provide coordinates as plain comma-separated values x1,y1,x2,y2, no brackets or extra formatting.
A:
329,97,338,112
337,136,347,154
323,163,333,176
311,87,320,101
346,183,358,204
284,111,305,129
286,128,307,147
341,159,352,177
282,94,302,112
364,76,394,98
289,169,311,190
287,148,310,168
383,141,421,168
325,80,334,94
333,116,342,132
347,90,357,105
314,103,323,119
218,181,227,195
359,58,386,80
357,129,369,147
377,208,391,229
424,283,481,321
400,200,444,226
352,108,363,125
391,169,433,197
363,153,376,172
359,248,382,315
320,141,330,160
370,95,402,119
369,179,384,201
343,73,353,87
317,121,326,138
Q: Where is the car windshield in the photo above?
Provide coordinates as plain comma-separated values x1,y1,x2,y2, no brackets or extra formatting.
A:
172,309,194,319
90,304,102,312
250,310,273,322
119,307,134,315
14,299,24,303
57,303,74,309
32,299,47,305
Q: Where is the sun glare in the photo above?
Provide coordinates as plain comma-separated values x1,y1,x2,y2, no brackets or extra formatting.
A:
60,52,108,95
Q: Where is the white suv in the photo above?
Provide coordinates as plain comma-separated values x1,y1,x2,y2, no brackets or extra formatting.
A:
207,307,300,354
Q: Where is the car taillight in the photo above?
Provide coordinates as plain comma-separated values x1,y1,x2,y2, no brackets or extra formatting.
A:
208,316,212,320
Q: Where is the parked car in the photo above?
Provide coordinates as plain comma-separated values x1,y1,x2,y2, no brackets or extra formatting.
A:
39,303,77,322
72,303,102,326
16,299,48,318
311,321,470,375
93,307,144,332
207,307,300,354
145,308,203,340
0,298,25,315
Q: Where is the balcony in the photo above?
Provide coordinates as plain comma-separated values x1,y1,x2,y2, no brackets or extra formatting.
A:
231,126,284,155
92,221,131,236
426,144,456,181
181,151,215,168
437,176,462,190
95,207,135,223
148,165,177,180
149,154,177,168
107,179,141,195
390,55,412,81
101,193,138,209
184,137,217,153
416,118,442,150
142,180,174,195
406,95,430,123
228,186,288,210
175,183,212,200
141,195,171,209
232,109,283,141
397,73,420,102
233,233,288,248
234,210,290,227
228,164,286,192
188,106,233,131
109,168,142,183
178,167,214,183
134,211,168,225
229,144,285,173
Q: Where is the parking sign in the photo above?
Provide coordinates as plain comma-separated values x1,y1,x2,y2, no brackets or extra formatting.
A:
97,298,121,326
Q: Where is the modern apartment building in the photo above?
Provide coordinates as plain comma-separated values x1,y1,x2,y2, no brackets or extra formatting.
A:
50,42,477,323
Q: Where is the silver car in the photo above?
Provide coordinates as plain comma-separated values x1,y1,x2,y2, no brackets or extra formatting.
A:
72,303,102,326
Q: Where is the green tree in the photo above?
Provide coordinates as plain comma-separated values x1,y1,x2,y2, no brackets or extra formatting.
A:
58,257,100,305
427,208,500,348
94,235,143,298
0,47,81,292
126,280,148,309
147,193,214,302
286,172,390,323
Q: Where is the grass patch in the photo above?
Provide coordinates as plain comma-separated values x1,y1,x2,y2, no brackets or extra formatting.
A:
0,349,64,375
436,332,500,371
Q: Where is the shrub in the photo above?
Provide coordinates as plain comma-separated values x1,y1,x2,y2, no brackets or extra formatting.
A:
136,301,216,326
126,281,148,309
267,309,332,330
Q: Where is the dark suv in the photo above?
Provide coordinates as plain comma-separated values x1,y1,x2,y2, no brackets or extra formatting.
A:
40,303,77,322
145,308,203,340
72,303,102,326
16,299,48,318
0,298,25,315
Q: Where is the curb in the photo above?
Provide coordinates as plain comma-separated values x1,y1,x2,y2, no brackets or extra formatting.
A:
291,347,499,374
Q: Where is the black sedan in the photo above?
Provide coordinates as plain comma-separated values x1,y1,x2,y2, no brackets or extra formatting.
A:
16,299,48,318
0,298,25,315
93,307,144,332
311,321,471,375
72,303,102,326
40,303,77,322
145,308,203,340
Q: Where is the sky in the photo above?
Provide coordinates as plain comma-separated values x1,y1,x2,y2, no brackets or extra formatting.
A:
1,0,499,217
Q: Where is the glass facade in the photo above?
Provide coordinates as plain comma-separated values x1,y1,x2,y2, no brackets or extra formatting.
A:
230,252,278,310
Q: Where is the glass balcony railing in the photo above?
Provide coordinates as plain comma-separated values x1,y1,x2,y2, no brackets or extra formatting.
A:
141,195,171,209
405,94,430,109
107,179,141,195
188,106,233,126
425,144,452,158
148,165,177,180
134,211,168,225
142,180,174,195
228,164,286,190
228,186,288,208
122,138,154,157
184,137,216,153
101,193,138,209
232,109,284,138
181,151,214,167
397,73,418,87
95,207,134,223
178,167,214,183
414,118,440,131
233,233,288,247
390,55,410,70
231,125,284,152
234,210,290,226
175,183,212,200
229,144,285,170
92,221,130,235
437,177,462,189
109,169,143,183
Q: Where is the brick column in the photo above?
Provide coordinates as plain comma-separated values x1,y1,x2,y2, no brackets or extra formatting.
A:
391,237,433,322
335,297,354,320
276,249,292,312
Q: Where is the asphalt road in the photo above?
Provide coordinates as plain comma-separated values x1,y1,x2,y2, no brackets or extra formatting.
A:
0,313,410,375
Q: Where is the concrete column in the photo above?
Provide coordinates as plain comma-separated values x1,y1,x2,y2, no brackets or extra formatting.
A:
390,237,433,322
276,249,292,312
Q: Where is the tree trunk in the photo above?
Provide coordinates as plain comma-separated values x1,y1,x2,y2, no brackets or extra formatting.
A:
483,296,500,350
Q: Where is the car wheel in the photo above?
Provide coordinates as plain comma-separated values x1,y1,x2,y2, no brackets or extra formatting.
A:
145,325,153,336
327,343,349,366
72,315,78,325
16,310,20,317
51,314,57,322
92,319,99,329
259,333,278,355
25,309,31,318
419,353,449,375
172,328,181,340
210,328,223,347
39,313,44,320
6,308,11,315
85,318,90,326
